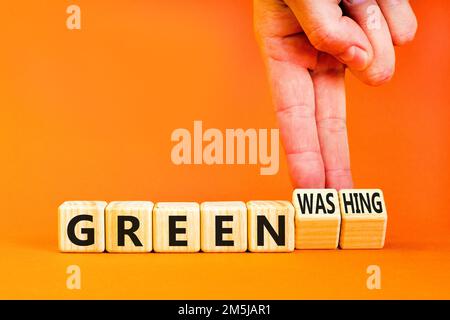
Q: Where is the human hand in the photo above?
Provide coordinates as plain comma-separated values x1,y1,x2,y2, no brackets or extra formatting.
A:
254,0,417,189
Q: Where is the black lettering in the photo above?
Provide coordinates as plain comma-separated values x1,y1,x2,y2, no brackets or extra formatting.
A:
354,193,361,213
326,193,336,213
316,194,326,214
297,193,313,214
215,215,234,246
67,214,95,246
372,192,383,213
257,215,285,246
342,193,355,213
117,216,142,247
360,193,372,213
169,216,188,246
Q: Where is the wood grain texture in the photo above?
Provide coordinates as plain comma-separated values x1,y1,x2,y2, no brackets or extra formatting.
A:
200,201,247,252
293,189,341,249
153,202,200,252
105,201,153,253
58,201,106,252
338,189,388,249
247,200,294,252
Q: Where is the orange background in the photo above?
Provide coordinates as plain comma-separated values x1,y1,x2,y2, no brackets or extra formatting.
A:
0,0,449,299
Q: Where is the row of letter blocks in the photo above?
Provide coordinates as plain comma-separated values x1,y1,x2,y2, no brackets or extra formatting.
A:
58,189,387,253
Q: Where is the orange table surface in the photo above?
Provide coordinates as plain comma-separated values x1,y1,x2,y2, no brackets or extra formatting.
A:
0,232,449,299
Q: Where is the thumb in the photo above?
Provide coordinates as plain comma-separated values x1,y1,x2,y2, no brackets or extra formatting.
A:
286,0,373,71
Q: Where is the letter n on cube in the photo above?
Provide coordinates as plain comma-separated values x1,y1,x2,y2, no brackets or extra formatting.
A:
247,200,294,252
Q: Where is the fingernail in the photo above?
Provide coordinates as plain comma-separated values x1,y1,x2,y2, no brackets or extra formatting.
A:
337,46,370,71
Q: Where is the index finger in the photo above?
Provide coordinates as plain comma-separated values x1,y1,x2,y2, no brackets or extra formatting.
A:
254,0,325,188
266,56,325,188
313,53,353,189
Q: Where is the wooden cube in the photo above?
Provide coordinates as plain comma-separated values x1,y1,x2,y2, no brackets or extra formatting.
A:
247,201,294,252
338,189,388,249
58,201,106,252
153,202,200,252
292,189,341,249
200,201,247,252
105,201,153,253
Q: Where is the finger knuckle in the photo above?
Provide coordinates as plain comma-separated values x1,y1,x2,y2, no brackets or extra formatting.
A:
366,66,395,86
325,168,352,179
308,23,336,51
276,104,315,119
317,117,347,133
